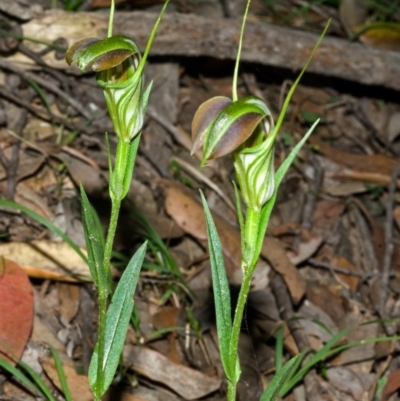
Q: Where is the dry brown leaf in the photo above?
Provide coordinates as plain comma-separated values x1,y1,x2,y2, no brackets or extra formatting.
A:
106,387,181,401
310,136,398,176
56,152,107,198
331,256,361,292
327,366,368,400
0,258,34,364
359,25,400,52
306,283,348,329
0,240,89,281
152,306,181,364
57,283,80,322
382,368,400,401
162,180,305,300
162,179,240,281
13,182,54,221
313,200,346,232
261,237,306,304
123,345,221,400
287,229,323,266
41,358,92,401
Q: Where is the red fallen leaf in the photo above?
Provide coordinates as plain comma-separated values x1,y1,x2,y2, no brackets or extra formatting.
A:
0,258,34,364
382,368,400,401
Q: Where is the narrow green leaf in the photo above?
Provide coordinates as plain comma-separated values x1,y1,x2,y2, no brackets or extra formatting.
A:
80,185,107,290
88,241,147,398
0,199,88,266
251,120,319,268
272,22,330,140
0,358,44,399
260,354,303,401
48,345,73,401
18,360,57,401
279,326,352,396
199,191,232,378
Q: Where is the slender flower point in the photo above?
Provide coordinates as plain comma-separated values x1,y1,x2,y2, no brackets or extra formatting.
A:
66,35,149,142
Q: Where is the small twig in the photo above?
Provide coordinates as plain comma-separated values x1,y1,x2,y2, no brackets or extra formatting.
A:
308,258,394,278
147,106,200,158
17,43,69,87
378,163,400,320
0,84,92,135
171,156,236,212
0,58,92,120
0,89,35,199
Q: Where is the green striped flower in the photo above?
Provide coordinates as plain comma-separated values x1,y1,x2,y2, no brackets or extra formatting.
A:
66,35,149,143
192,95,276,210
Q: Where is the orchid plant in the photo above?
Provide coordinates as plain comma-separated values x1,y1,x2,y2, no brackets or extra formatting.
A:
65,1,170,399
191,1,328,399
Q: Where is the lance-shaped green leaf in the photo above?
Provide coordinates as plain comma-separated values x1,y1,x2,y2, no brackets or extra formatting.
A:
80,185,109,292
200,192,233,379
192,95,274,165
89,242,147,398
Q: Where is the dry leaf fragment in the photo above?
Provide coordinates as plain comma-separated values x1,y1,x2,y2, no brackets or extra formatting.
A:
382,368,400,401
261,237,306,304
0,258,34,364
123,345,221,400
162,179,305,300
0,240,89,281
331,256,361,292
41,358,92,401
310,136,398,175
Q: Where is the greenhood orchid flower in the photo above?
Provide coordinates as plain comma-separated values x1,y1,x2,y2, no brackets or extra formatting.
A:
66,35,149,143
191,94,276,210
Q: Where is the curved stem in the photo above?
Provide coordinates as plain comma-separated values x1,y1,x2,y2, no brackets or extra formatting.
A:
96,197,121,390
232,0,251,102
227,267,253,401
108,0,115,38
226,206,262,400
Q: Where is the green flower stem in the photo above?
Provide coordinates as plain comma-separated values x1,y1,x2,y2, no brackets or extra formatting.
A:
227,265,254,401
96,196,121,391
227,206,262,400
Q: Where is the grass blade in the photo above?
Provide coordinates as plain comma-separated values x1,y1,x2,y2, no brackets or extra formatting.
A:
48,345,73,401
260,354,303,401
280,326,352,396
0,199,87,265
0,358,45,398
200,191,232,378
18,360,57,401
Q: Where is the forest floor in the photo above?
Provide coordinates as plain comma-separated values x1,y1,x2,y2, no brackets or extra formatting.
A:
1,0,400,400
